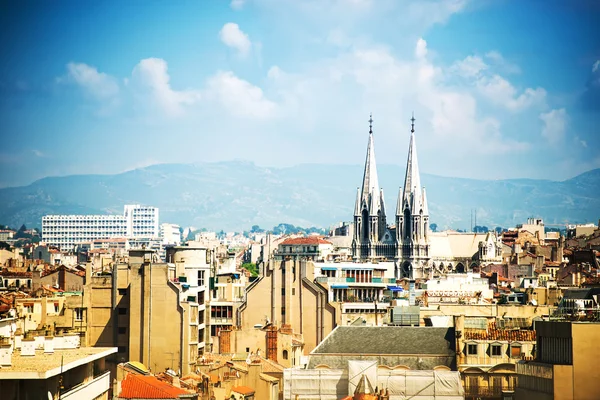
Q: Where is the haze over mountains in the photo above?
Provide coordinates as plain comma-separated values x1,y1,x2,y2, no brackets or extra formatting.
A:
0,162,598,232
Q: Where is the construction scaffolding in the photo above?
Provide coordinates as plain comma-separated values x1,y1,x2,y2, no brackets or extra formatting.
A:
284,362,465,400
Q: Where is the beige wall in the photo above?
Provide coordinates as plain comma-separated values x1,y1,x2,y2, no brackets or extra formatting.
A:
239,259,336,356
553,364,574,400
571,323,600,400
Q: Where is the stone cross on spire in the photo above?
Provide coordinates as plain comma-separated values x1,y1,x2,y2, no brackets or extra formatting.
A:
369,113,373,134
411,112,415,133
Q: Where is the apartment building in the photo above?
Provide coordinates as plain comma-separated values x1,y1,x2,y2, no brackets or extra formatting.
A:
0,333,116,400
42,204,159,250
515,320,600,400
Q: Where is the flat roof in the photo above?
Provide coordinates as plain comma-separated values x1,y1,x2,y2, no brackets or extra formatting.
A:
0,347,117,380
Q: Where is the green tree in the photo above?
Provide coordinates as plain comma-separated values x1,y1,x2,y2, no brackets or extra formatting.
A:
241,262,259,277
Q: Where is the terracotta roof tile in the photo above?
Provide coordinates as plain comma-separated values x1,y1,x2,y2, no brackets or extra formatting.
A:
231,386,255,395
280,237,332,245
119,373,190,399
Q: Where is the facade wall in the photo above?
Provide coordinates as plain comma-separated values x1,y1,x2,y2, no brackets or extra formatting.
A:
239,259,335,356
571,323,600,400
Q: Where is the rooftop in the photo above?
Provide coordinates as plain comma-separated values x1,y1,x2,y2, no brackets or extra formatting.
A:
311,326,455,356
0,347,117,380
280,237,332,246
119,373,192,399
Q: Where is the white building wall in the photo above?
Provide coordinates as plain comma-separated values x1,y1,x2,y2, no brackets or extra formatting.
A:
42,204,159,250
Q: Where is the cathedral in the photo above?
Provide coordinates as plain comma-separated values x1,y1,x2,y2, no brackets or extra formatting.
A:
351,115,501,279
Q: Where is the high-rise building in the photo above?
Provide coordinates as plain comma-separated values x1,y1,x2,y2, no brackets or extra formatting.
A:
42,204,159,250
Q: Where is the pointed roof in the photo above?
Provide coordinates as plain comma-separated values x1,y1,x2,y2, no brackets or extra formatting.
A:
359,114,382,216
354,374,375,394
395,187,403,215
402,114,427,215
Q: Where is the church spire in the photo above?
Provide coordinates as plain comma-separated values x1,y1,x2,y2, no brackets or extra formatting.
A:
403,113,422,208
359,113,381,216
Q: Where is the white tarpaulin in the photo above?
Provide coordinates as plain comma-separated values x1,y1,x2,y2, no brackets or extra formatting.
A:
348,360,378,394
284,364,464,400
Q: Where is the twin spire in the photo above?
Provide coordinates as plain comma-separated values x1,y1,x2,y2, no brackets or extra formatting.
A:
355,112,428,218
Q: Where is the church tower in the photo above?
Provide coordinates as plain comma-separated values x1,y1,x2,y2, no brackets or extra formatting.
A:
396,114,430,278
352,115,390,261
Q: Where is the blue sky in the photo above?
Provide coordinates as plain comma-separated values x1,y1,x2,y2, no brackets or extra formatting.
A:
1,0,599,188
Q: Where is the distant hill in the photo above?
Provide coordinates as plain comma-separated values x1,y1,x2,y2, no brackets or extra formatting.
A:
0,162,598,232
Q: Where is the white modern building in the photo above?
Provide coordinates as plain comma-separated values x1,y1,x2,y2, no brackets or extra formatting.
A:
160,223,182,246
42,205,159,250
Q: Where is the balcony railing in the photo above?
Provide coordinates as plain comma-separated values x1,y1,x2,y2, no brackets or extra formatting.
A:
211,317,233,324
315,276,396,284
464,385,515,398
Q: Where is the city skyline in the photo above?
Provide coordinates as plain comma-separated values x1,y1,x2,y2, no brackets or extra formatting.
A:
1,0,599,188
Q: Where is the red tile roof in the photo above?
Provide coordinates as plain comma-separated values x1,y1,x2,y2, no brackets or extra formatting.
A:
119,373,190,399
231,386,255,395
280,237,332,246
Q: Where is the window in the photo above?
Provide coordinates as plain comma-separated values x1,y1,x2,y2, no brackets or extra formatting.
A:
467,344,478,355
246,347,250,353
118,307,127,315
283,350,289,360
281,288,286,295
292,288,296,296
491,344,502,357
510,344,522,358
118,327,127,334
198,270,205,287
24,303,34,313
74,308,84,321
54,303,59,313
118,288,127,296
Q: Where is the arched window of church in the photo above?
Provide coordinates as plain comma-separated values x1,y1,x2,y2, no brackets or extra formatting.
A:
283,350,289,360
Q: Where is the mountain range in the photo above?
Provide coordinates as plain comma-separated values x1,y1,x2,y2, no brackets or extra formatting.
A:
0,161,599,232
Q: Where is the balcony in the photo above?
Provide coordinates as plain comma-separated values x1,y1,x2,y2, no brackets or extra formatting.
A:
315,276,396,285
210,317,233,324
61,370,111,400
464,385,515,399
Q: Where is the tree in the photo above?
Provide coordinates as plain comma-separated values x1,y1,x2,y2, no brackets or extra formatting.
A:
250,225,264,233
430,223,438,232
241,262,259,277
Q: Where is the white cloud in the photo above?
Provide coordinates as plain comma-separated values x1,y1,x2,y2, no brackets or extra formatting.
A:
219,23,252,57
264,37,528,156
592,60,599,73
485,51,521,74
540,108,567,144
131,58,201,116
415,37,428,59
62,62,119,99
476,74,546,111
451,55,487,77
206,71,276,119
406,0,468,28
230,0,246,10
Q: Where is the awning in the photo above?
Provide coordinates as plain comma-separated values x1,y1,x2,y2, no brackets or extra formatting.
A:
387,286,404,292
341,267,373,271
321,266,337,271
332,285,349,289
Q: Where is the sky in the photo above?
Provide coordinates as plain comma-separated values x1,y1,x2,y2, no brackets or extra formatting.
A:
0,0,599,188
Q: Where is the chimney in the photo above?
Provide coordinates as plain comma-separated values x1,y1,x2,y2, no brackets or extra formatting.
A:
21,338,36,356
0,343,12,366
44,336,54,354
